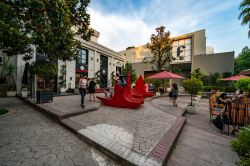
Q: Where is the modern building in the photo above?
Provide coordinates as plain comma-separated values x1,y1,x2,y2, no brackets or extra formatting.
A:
119,29,234,79
0,29,125,98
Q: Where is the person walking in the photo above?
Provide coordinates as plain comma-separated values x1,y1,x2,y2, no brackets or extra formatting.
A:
88,78,96,101
79,76,87,108
170,83,178,107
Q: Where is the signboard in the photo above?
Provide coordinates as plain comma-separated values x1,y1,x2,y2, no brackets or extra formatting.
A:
172,38,192,63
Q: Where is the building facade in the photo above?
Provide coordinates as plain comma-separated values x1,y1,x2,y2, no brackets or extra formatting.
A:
119,29,234,78
0,29,125,97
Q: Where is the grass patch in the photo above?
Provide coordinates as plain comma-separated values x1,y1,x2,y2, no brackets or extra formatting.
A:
0,108,9,115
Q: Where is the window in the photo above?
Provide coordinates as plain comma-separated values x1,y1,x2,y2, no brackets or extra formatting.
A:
77,49,88,65
172,38,192,63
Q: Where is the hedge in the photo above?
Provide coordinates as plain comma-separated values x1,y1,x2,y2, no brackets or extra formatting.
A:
202,86,236,93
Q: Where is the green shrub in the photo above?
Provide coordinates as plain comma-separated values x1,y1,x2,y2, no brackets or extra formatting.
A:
231,126,250,166
202,86,236,93
235,78,250,91
0,108,8,115
182,78,203,106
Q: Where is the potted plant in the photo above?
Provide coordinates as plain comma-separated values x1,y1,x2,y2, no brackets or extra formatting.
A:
21,84,28,98
30,60,57,103
182,77,203,113
6,64,17,97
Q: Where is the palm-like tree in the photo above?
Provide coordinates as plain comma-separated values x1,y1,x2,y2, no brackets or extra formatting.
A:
239,0,250,38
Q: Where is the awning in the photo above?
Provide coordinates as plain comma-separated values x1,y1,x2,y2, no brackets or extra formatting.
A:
222,75,249,81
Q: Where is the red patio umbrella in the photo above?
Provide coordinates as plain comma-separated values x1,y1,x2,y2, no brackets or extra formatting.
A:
222,75,249,81
147,71,185,79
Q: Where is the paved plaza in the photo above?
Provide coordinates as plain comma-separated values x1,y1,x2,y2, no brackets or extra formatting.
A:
0,98,118,166
0,96,240,166
43,94,104,113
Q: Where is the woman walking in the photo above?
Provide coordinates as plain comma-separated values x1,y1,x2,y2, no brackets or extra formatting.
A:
79,76,87,107
170,83,178,107
88,78,96,101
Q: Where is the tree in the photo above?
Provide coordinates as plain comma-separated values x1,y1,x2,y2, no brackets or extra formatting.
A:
144,26,183,72
0,0,93,74
235,78,250,91
121,62,137,83
182,78,203,106
235,47,250,74
191,68,205,80
239,0,250,38
0,1,32,81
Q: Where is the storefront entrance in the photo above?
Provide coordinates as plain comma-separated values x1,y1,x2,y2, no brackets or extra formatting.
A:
100,55,108,88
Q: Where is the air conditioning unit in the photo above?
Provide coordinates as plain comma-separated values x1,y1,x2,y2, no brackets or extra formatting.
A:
0,55,3,65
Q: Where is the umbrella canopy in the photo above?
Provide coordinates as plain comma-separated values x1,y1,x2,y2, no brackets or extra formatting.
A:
147,71,184,79
222,75,249,81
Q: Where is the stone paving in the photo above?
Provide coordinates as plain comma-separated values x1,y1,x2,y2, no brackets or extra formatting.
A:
164,98,239,166
43,94,104,113
0,98,118,166
69,101,178,165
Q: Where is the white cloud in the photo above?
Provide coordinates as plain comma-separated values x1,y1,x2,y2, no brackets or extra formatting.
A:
89,8,154,51
88,0,247,55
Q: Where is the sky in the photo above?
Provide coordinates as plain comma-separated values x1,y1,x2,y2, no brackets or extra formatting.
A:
88,0,249,56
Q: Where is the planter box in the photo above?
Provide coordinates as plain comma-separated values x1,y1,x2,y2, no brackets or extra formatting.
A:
185,105,196,114
156,92,161,96
36,91,53,104
21,90,28,98
74,88,80,95
6,91,16,97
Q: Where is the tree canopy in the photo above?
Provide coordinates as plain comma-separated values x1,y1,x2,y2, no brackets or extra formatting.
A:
144,26,182,72
234,46,250,74
121,62,137,83
239,0,250,37
0,0,93,61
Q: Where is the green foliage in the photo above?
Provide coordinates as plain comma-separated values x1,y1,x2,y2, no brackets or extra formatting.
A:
110,71,116,86
0,108,8,115
95,70,101,85
0,0,92,62
202,86,236,93
30,61,57,76
235,47,250,74
231,126,250,166
235,78,250,91
239,0,250,37
144,26,182,72
222,72,233,78
182,78,203,105
121,62,137,83
191,68,205,80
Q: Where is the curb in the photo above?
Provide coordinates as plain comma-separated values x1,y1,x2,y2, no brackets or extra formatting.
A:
17,96,99,120
149,117,186,165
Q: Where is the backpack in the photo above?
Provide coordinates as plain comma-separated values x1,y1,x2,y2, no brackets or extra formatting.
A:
212,116,223,130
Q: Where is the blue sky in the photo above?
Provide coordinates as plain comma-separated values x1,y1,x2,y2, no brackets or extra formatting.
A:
88,0,249,56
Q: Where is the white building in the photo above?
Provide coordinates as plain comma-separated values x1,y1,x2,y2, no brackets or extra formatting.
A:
0,29,125,98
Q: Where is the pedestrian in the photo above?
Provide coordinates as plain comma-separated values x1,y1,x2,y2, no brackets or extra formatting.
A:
79,76,87,107
170,83,178,107
89,78,96,101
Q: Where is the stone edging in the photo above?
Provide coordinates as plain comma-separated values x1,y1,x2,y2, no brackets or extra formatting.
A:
17,96,99,120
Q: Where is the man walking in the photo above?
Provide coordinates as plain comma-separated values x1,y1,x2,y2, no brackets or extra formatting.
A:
79,76,87,107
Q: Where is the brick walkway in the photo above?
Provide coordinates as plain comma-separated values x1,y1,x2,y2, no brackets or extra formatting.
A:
0,98,118,166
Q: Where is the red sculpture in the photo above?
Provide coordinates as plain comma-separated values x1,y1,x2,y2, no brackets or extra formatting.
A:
133,75,154,97
97,73,153,109
97,84,142,109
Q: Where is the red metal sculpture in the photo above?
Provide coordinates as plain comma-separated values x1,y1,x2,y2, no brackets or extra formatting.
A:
133,75,154,97
97,73,154,108
96,84,142,109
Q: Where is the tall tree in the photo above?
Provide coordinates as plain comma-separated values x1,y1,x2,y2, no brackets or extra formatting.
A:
144,26,183,72
235,46,250,74
1,0,93,62
0,1,32,80
239,0,250,37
